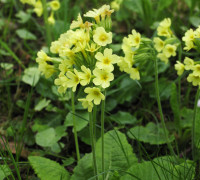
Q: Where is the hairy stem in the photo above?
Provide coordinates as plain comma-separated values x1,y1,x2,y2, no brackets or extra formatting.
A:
89,112,98,180
154,58,176,156
101,91,106,180
192,87,200,160
71,90,80,161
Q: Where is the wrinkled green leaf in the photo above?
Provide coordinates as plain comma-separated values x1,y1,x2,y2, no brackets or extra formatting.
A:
34,98,51,111
22,67,40,86
16,29,36,40
121,157,195,180
35,128,57,147
15,11,31,23
28,156,70,180
110,111,137,125
65,111,89,132
0,165,12,180
72,130,137,179
127,122,174,145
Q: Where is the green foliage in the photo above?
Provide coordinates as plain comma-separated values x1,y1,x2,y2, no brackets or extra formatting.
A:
0,165,12,180
35,126,67,149
109,111,137,125
170,83,180,129
22,67,40,87
34,98,51,111
65,111,89,132
120,157,195,180
16,29,37,40
28,156,70,180
72,130,137,179
127,122,174,145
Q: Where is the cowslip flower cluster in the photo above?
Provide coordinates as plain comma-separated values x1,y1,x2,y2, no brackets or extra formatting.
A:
154,18,178,64
182,26,200,51
118,18,179,81
118,29,142,80
36,5,120,112
175,26,200,86
175,57,200,86
20,0,60,24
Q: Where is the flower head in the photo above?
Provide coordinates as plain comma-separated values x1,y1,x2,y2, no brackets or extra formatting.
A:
33,0,43,17
153,37,164,52
93,68,114,88
157,53,169,64
187,73,200,86
84,87,105,105
163,44,177,58
49,0,60,11
78,98,93,112
66,69,80,92
175,61,185,76
128,29,141,48
93,27,112,46
184,57,194,70
95,48,119,71
78,66,91,86
48,12,55,25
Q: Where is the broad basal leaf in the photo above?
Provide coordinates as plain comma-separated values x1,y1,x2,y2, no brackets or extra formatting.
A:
121,157,195,180
0,165,12,180
22,67,40,86
127,122,174,145
28,156,70,180
72,130,137,180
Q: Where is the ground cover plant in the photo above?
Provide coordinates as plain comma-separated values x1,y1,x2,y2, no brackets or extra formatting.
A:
1,0,200,179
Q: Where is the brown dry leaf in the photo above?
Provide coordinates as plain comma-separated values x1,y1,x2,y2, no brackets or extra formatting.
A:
0,137,29,158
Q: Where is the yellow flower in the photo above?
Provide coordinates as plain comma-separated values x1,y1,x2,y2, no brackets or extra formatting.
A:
175,61,185,76
128,29,141,48
93,27,112,46
84,87,105,105
77,66,91,86
182,29,195,42
99,4,114,19
183,40,194,51
38,62,55,78
84,8,101,23
49,0,60,11
122,37,132,54
159,18,171,28
184,57,194,70
153,37,164,52
187,73,200,86
193,65,200,77
48,12,55,25
78,98,93,112
157,18,172,37
33,0,43,17
117,56,132,72
157,26,172,37
194,26,200,38
95,48,119,71
182,29,195,51
36,50,51,63
157,53,169,64
93,68,114,88
54,74,69,94
127,68,140,80
70,14,84,29
50,41,61,54
111,1,120,11
59,59,74,73
163,44,177,58
66,69,80,92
